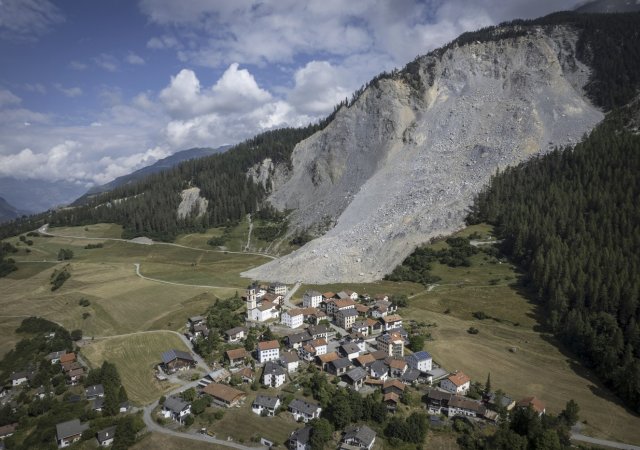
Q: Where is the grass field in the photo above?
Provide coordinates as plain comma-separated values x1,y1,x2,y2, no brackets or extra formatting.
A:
131,432,234,450
81,331,190,405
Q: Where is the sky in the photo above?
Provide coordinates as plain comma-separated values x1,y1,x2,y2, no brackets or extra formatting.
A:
0,0,579,189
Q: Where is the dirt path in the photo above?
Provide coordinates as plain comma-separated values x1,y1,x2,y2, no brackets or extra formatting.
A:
133,263,235,290
244,213,253,252
571,433,640,450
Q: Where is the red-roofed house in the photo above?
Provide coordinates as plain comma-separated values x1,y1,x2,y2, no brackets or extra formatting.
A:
440,371,471,395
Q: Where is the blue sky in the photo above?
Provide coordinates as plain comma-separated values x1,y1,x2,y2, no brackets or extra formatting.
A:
0,0,577,188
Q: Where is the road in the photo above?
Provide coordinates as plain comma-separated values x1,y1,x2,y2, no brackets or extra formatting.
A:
142,381,266,450
571,433,640,450
282,281,301,308
133,262,235,291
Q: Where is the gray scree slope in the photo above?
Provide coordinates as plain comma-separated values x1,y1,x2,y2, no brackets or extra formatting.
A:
244,26,604,284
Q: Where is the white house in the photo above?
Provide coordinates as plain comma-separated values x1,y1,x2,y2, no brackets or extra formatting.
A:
302,290,323,308
289,398,322,422
289,426,312,450
257,340,280,363
161,396,192,423
342,425,376,450
281,308,305,329
343,290,359,301
335,309,359,330
326,298,356,317
262,362,287,388
269,282,287,296
440,371,471,395
447,395,486,418
406,351,432,372
249,301,280,322
381,314,403,331
280,351,300,372
299,338,328,361
96,426,116,447
10,372,29,387
56,419,88,448
224,326,247,343
252,395,281,416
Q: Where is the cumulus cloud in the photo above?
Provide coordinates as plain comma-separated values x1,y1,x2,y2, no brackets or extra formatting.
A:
93,53,119,72
70,60,88,70
54,83,83,98
288,61,352,115
0,0,64,41
0,89,22,107
24,83,47,94
126,52,145,65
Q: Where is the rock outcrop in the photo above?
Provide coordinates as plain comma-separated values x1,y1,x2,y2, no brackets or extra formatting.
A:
244,26,604,283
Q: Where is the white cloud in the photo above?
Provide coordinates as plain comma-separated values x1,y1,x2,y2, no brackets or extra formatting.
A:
93,53,119,72
0,0,64,41
24,83,47,94
288,61,352,115
126,52,145,65
0,89,22,107
54,83,83,98
70,60,88,70
147,34,180,50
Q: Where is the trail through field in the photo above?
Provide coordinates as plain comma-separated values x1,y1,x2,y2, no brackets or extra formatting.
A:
37,224,277,260
244,213,253,252
133,263,235,290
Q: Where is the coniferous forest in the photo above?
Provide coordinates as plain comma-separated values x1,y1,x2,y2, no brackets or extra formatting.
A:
467,104,640,412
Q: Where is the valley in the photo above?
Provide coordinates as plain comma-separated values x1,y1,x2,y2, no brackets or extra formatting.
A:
0,222,639,447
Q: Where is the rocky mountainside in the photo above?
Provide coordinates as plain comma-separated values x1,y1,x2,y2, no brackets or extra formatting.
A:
0,196,27,224
244,25,604,283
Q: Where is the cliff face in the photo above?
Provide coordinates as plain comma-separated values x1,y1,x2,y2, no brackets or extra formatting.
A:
244,25,604,284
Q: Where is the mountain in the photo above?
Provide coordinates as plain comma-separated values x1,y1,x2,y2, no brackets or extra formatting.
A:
245,13,640,283
72,146,230,205
0,177,87,214
575,0,640,13
0,196,27,223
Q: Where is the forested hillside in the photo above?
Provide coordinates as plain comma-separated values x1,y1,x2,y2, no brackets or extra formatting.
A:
467,104,640,411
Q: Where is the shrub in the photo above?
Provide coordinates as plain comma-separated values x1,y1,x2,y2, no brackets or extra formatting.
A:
467,327,479,334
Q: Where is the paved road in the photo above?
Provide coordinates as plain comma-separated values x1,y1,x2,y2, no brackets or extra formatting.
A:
142,381,266,450
282,281,302,308
571,433,640,450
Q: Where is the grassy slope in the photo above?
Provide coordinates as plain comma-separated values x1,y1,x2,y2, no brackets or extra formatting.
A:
131,433,232,450
81,331,190,405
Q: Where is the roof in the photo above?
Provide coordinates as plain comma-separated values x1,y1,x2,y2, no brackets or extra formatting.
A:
401,368,421,382
225,326,247,336
56,419,89,440
343,290,356,296
370,360,389,376
96,426,117,443
336,291,350,299
202,383,246,404
317,352,340,364
343,424,376,447
304,290,322,297
280,351,300,363
287,331,312,344
10,371,28,381
262,293,281,302
384,392,400,403
340,343,361,355
370,350,388,360
344,367,367,382
258,301,276,311
331,299,356,308
208,368,231,381
322,292,336,299
0,424,17,437
331,357,353,370
355,353,376,367
409,350,432,361
59,353,76,364
270,281,286,287
264,361,287,377
427,389,453,402
253,395,280,409
67,368,84,377
449,395,485,413
517,396,545,413
92,398,104,410
258,340,279,351
85,384,104,397
355,304,369,313
285,308,305,317
336,309,359,318
447,371,471,387
239,367,255,378
226,348,248,360
310,338,327,347
46,350,66,361
383,379,406,392
387,358,407,370
382,314,402,323
163,396,190,413
161,349,195,364
188,315,205,323
290,426,312,445
308,324,331,336
289,398,321,416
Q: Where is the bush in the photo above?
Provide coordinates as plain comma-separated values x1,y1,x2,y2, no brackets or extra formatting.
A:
78,298,90,307
467,327,479,335
183,414,195,427
57,248,74,261
71,329,83,341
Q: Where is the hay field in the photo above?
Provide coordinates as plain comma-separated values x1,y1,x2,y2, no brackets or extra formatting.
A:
81,331,189,405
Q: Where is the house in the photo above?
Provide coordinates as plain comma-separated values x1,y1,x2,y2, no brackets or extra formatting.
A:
202,383,246,407
487,392,516,411
161,349,196,372
352,320,369,337
344,335,367,352
300,338,328,361
368,361,389,381
341,424,376,450
322,292,337,301
119,401,130,413
263,292,284,305
257,340,280,363
289,425,312,450
10,372,29,387
280,351,300,372
340,343,361,360
447,395,486,418
326,298,356,317
354,303,370,316
381,314,403,331
207,368,231,383
308,324,332,340
96,426,117,447
85,384,104,400
516,396,546,415
252,395,281,416
226,348,249,367
289,398,322,422
370,320,384,335
282,309,305,329
382,379,405,396
161,396,191,423
441,371,471,395
263,362,287,388
376,332,405,357
342,367,367,391
401,368,421,385
426,389,452,414
67,368,84,385
406,351,432,373
224,326,248,343
60,353,76,365
316,352,340,370
327,357,352,376
192,324,210,340
335,309,359,330
304,308,327,325
238,367,255,383
188,315,206,327
370,350,389,361
384,392,400,410
286,331,312,349
355,353,376,368
249,300,280,322
46,350,66,364
387,358,408,377
56,419,88,448
342,290,359,301
62,361,81,373
302,290,323,308
269,282,287,296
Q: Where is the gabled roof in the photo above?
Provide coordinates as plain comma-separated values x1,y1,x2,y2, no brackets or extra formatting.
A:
225,326,247,336
317,351,340,364
163,396,190,413
308,324,331,336
253,395,280,409
401,368,421,382
290,426,312,445
383,379,406,392
289,398,321,415
304,290,322,297
343,424,376,447
280,351,300,363
284,308,305,317
336,309,359,318
427,389,452,402
381,314,402,323
330,298,356,308
287,331,312,344
258,340,280,351
264,361,287,377
56,419,88,440
355,353,376,367
46,350,66,361
408,350,432,361
310,338,327,347
59,353,76,364
387,358,407,370
258,300,276,311
447,371,471,387
322,292,336,299
370,350,389,360
330,357,352,370
517,396,545,413
449,395,485,413
202,383,246,404
188,315,205,323
384,392,400,403
85,384,104,397
340,343,361,355
336,291,350,299
369,360,389,376
344,367,367,382
226,348,248,360
161,349,195,364
96,426,117,443
355,304,370,313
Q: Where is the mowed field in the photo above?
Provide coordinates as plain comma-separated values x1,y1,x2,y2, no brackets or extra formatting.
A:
131,432,234,450
81,331,191,405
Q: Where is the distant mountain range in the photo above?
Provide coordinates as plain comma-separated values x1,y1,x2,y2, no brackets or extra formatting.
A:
72,146,230,206
0,196,28,224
